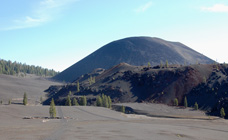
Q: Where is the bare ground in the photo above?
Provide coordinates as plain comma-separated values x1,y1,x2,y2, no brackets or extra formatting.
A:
0,104,227,140
0,74,60,104
0,74,228,140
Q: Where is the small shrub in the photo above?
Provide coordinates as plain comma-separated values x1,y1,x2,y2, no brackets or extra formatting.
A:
194,102,198,110
174,98,178,106
121,105,125,113
220,107,226,118
184,96,188,108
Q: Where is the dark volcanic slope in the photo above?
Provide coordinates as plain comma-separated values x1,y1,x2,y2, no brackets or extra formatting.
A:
46,63,228,118
54,37,214,82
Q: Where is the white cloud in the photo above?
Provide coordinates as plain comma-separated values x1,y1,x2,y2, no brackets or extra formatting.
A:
135,1,153,13
201,4,228,13
1,0,77,31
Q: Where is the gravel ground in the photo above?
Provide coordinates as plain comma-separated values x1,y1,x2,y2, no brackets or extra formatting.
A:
116,103,218,119
0,104,227,140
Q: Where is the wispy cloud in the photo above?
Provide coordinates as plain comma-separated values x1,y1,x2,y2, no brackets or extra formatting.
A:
1,0,77,31
135,1,153,13
201,4,228,13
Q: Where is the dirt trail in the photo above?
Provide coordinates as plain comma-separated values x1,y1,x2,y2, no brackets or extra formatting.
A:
44,106,68,140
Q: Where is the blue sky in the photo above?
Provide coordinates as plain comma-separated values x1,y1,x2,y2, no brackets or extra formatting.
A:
0,0,228,72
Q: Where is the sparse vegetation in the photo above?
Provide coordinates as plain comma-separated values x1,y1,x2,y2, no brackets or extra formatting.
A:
69,91,72,96
88,76,96,85
77,81,80,92
96,94,112,108
0,59,58,76
220,107,226,118
194,102,198,110
80,96,87,106
166,60,169,68
65,95,72,106
184,96,188,108
121,105,125,113
148,62,151,68
174,98,178,106
96,96,102,107
72,98,79,106
23,92,27,105
108,96,112,108
160,60,163,68
49,98,56,118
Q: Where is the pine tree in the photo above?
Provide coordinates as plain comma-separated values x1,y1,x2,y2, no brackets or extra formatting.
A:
184,96,188,108
23,92,27,105
69,91,72,96
121,105,125,113
96,96,102,107
103,95,109,108
65,95,72,106
166,60,169,68
174,98,178,106
80,96,87,106
49,98,56,118
160,60,163,68
148,62,151,68
108,96,112,108
194,102,198,110
220,107,226,118
101,93,105,107
72,98,79,106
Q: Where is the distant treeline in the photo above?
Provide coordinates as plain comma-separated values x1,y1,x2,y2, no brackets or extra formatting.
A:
0,59,59,77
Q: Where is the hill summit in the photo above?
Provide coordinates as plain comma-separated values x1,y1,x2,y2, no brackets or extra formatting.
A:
54,37,214,82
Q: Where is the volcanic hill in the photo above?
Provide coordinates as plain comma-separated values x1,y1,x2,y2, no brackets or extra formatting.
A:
53,37,214,82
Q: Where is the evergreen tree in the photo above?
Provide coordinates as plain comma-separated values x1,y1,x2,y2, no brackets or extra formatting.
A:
80,96,87,106
8,99,11,105
108,96,112,108
184,96,188,108
49,98,56,118
148,62,151,68
77,81,80,92
103,95,109,108
23,92,27,105
174,98,178,106
160,60,163,68
194,102,198,110
65,95,72,106
96,96,102,107
101,93,105,106
72,98,79,106
121,105,125,113
220,107,226,118
166,60,169,68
